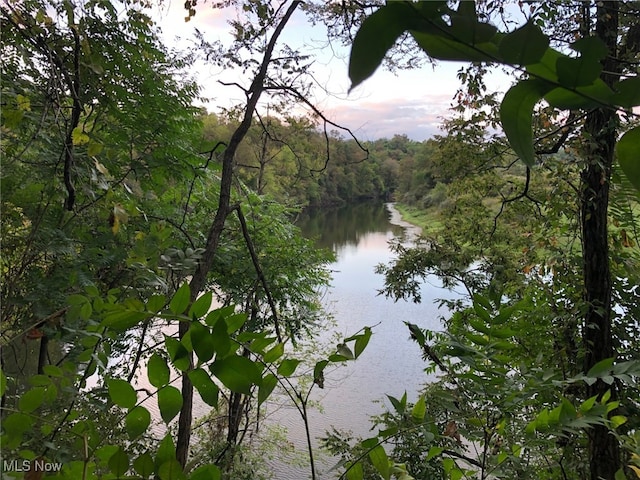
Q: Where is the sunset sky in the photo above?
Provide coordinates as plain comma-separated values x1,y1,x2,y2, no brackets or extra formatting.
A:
156,2,516,141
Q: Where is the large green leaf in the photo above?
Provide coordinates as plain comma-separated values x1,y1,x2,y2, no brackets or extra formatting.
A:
612,77,640,108
188,368,219,408
210,355,262,395
148,353,170,388
164,335,191,371
556,56,602,89
157,386,183,424
190,465,221,480
108,447,129,477
155,434,177,471
369,445,390,480
125,406,151,439
211,316,232,357
412,394,427,421
107,378,137,409
345,461,364,480
558,36,608,86
189,291,212,318
18,388,45,413
411,31,498,62
263,342,285,363
617,126,640,192
258,373,277,406
1,413,33,448
349,2,415,90
544,79,613,110
169,283,191,315
499,21,549,66
102,310,149,331
158,460,186,480
500,79,553,166
190,321,215,363
133,453,155,478
277,358,301,377
449,8,497,46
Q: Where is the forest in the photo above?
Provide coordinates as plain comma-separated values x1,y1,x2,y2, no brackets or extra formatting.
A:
1,1,639,479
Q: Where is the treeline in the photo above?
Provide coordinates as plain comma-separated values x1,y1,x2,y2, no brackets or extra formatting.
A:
206,112,531,214
202,113,438,207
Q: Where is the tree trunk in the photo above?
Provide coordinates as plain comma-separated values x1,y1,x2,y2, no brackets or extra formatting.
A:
174,2,302,468
581,2,621,478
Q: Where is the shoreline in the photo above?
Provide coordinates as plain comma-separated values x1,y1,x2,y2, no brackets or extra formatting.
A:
385,202,422,240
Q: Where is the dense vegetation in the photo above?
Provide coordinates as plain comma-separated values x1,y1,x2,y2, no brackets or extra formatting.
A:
2,1,639,480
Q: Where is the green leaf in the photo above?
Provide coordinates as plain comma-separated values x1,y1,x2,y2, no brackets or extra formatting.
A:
369,445,390,480
190,321,215,364
556,56,602,89
147,294,166,313
499,21,549,65
188,368,219,408
313,360,328,388
19,388,45,413
412,394,427,422
617,126,640,192
107,378,137,409
133,452,155,478
426,446,444,461
210,355,262,395
189,292,212,318
158,460,186,480
587,357,615,378
148,353,171,388
42,365,63,377
277,359,301,377
211,316,232,358
190,464,221,480
72,126,90,146
411,31,497,62
158,386,183,424
258,373,277,406
1,413,33,448
354,327,371,358
125,406,151,440
263,342,285,363
610,415,627,429
612,77,640,108
165,335,191,372
225,313,247,334
169,283,191,315
345,460,364,480
0,369,6,397
108,447,129,477
155,434,177,471
500,79,553,166
449,7,497,46
544,79,613,110
349,2,414,90
102,310,148,331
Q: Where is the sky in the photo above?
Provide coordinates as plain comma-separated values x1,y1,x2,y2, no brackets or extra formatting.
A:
155,2,515,141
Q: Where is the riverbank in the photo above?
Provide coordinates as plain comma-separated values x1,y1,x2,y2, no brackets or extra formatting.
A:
386,202,442,237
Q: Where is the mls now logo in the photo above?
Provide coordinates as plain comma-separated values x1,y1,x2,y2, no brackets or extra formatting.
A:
3,459,63,473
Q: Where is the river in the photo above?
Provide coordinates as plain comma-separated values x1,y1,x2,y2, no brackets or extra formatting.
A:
261,202,460,479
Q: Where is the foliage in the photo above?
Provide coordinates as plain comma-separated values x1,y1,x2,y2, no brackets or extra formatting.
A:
348,1,640,182
340,2,640,480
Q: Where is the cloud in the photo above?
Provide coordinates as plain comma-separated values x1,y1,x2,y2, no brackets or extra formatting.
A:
326,95,455,141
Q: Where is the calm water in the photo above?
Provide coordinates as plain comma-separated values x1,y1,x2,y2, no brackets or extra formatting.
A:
263,202,459,479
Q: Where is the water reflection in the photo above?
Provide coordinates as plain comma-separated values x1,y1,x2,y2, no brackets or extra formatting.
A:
265,202,456,479
297,202,405,252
